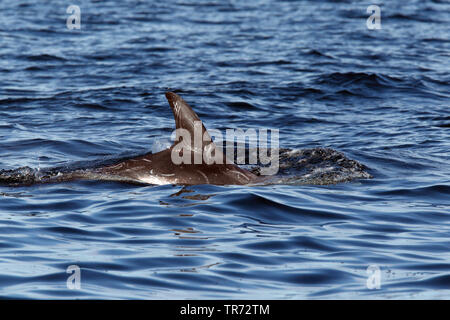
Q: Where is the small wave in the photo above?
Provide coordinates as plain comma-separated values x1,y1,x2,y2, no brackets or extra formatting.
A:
0,97,45,106
225,101,258,110
316,72,403,88
387,13,441,23
374,184,450,198
25,54,67,62
215,59,292,68
73,103,110,111
143,46,175,53
305,49,335,59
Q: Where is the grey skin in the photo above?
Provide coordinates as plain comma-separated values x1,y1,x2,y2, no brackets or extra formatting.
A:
95,92,259,185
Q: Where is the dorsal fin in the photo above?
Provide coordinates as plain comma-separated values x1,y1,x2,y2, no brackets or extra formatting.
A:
165,92,231,165
165,92,212,148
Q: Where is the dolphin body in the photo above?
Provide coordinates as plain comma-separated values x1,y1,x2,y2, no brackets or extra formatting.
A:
88,92,259,185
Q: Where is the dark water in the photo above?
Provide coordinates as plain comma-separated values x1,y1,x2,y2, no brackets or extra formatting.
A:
0,0,449,299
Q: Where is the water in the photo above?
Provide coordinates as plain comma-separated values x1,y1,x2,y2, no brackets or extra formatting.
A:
0,0,449,299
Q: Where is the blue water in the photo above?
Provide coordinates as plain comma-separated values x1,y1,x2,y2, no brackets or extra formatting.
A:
0,0,449,299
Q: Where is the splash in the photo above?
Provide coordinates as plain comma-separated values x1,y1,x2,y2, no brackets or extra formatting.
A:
250,148,372,185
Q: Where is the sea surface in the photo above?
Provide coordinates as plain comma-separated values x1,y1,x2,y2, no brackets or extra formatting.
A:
0,0,449,299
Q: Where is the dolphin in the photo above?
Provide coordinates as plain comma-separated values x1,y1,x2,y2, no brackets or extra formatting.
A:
0,92,262,186
86,92,260,185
